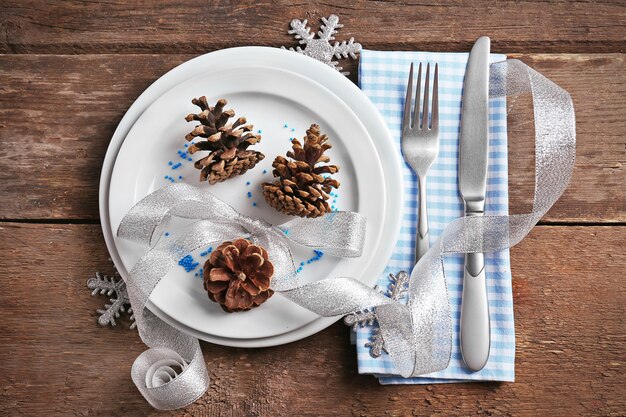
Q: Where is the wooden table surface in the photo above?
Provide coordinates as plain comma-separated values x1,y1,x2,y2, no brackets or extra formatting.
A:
1,2,624,416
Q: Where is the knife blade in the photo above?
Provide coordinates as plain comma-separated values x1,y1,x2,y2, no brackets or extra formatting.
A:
459,36,491,372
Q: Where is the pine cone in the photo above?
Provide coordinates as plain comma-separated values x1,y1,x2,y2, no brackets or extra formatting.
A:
185,97,265,184
262,124,339,218
203,238,274,312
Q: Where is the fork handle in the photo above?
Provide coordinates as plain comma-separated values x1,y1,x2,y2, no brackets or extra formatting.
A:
416,176,429,262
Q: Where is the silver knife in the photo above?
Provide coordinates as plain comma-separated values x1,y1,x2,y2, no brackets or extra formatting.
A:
459,36,491,372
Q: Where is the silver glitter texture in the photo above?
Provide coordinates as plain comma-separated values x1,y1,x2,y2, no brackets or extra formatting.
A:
87,269,136,329
344,271,409,358
282,14,361,75
116,184,369,409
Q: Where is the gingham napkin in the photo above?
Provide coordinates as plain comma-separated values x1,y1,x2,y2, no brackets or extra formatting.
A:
356,49,515,383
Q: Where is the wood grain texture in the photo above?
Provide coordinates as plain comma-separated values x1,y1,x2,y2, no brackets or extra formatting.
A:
0,53,624,221
0,1,625,54
0,223,623,416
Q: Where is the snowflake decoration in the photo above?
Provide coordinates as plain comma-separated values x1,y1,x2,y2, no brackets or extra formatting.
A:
344,271,409,358
282,14,362,75
87,267,136,329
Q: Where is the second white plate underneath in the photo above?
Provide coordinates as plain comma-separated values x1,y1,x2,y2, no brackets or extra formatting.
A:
108,65,388,340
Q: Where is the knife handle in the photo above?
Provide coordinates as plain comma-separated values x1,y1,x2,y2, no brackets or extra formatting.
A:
416,175,429,262
460,251,491,371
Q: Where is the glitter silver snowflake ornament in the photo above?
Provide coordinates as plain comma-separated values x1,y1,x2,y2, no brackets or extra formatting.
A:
344,271,409,358
283,14,362,75
87,268,136,329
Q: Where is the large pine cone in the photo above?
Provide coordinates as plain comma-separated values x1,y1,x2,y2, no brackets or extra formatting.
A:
185,97,265,184
203,238,274,312
262,124,340,218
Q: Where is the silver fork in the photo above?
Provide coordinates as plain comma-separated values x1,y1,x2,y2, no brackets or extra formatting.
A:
401,62,439,263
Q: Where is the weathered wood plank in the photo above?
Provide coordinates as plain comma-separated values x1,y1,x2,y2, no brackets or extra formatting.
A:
0,53,623,222
0,1,625,54
0,223,623,416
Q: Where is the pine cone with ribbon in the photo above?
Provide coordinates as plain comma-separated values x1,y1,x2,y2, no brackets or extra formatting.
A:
185,97,265,184
262,124,340,218
202,238,274,312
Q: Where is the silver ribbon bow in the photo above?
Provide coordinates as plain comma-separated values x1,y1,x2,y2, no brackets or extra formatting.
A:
117,184,376,409
117,59,575,409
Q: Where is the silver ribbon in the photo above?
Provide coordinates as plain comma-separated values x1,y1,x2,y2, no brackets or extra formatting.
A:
117,59,575,408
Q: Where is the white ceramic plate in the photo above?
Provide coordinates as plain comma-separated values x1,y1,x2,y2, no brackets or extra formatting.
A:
100,47,404,347
109,65,386,340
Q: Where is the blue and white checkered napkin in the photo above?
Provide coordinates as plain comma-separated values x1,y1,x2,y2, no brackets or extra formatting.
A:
356,49,515,383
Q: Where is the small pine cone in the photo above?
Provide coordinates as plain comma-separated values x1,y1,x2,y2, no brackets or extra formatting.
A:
262,124,339,218
203,238,274,313
185,97,265,184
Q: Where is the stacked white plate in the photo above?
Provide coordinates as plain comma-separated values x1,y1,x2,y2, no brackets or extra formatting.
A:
100,47,403,347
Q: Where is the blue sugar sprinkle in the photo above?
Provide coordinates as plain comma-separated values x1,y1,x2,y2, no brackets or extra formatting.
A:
283,123,288,128
164,232,170,237
257,129,262,134
246,181,251,186
263,169,267,174
194,273,198,277
252,202,257,207
164,175,169,179
172,162,182,170
168,161,173,166
291,128,295,132
178,255,199,272
188,157,193,161
184,144,188,148
178,175,183,180
247,192,252,198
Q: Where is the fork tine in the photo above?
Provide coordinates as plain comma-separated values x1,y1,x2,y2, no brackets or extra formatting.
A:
403,63,413,131
432,63,439,130
421,63,430,130
414,63,422,129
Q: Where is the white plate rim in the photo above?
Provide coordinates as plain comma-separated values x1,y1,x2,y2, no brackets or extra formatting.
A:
99,46,404,347
107,64,387,339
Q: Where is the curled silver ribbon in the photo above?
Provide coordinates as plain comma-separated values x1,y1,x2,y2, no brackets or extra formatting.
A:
117,184,376,409
117,58,575,408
